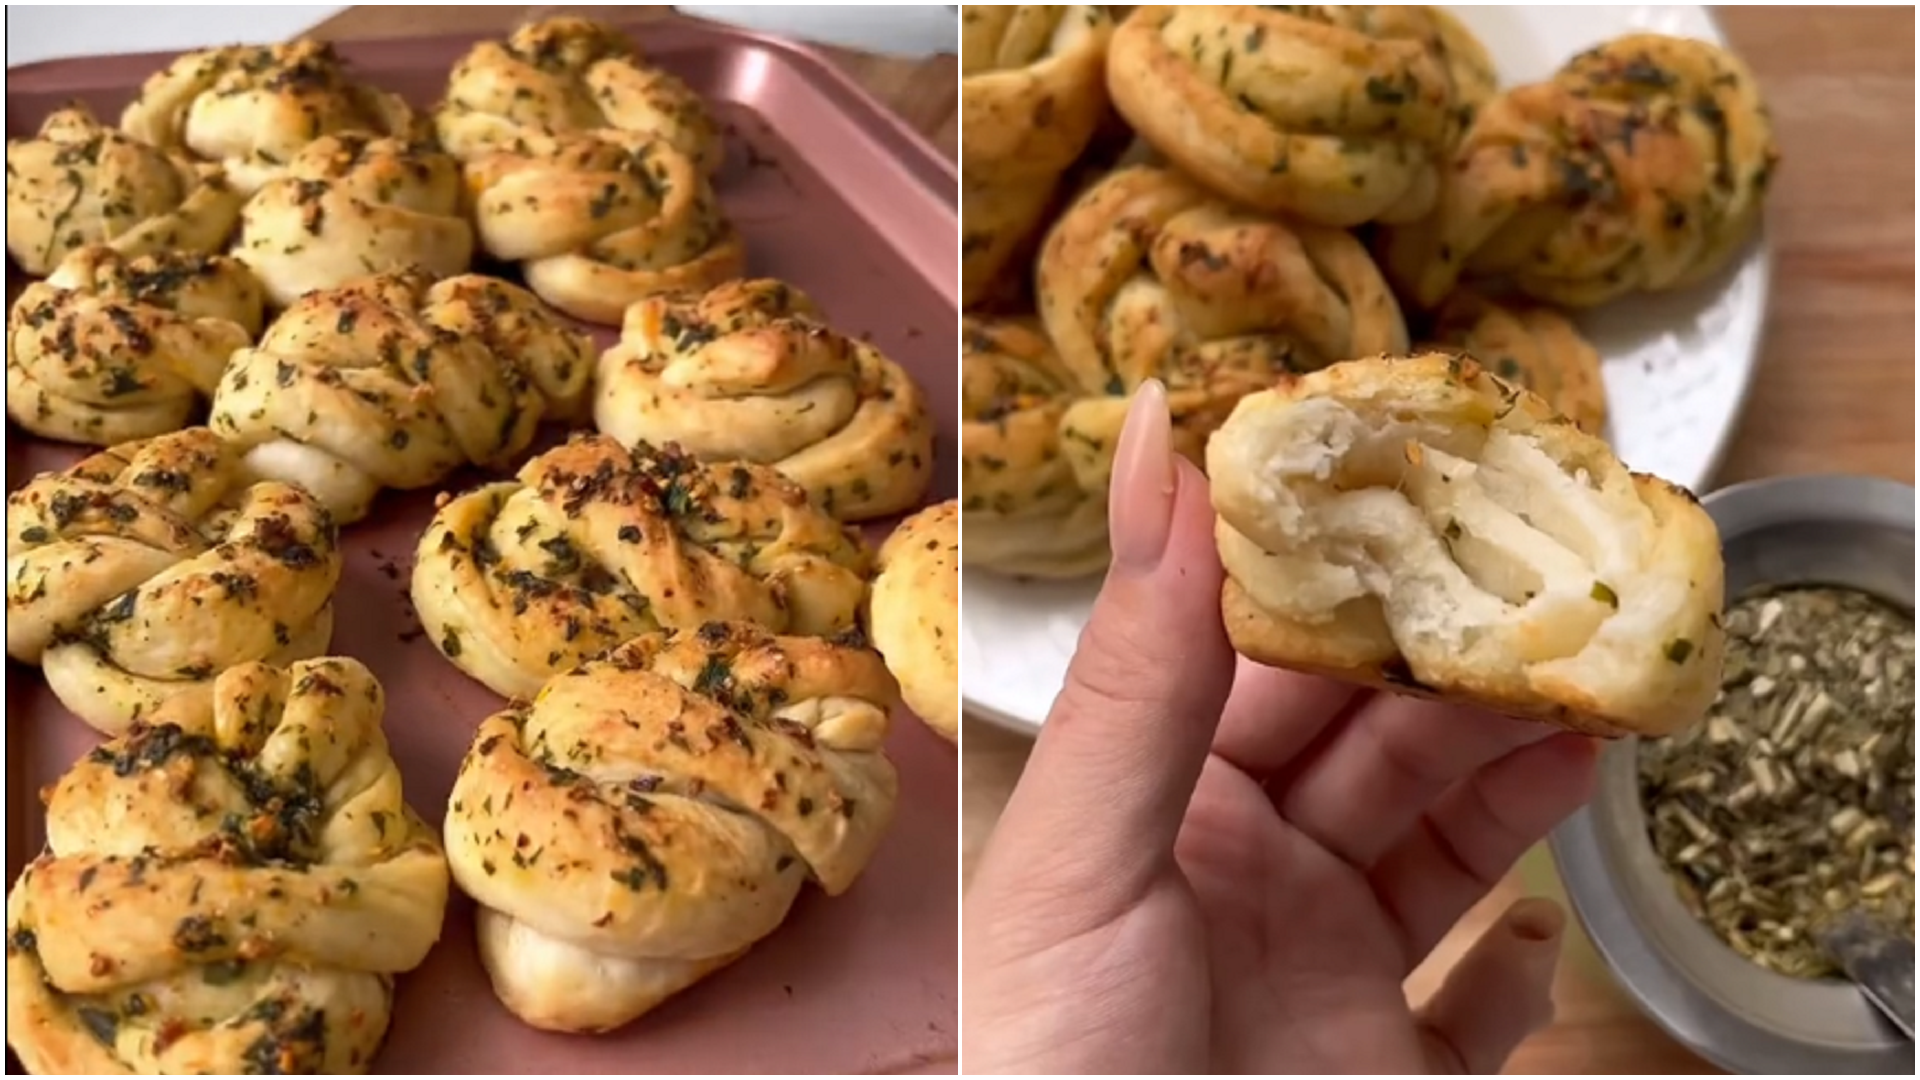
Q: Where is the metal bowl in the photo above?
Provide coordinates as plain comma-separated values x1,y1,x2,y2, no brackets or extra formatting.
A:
1551,474,1917,1075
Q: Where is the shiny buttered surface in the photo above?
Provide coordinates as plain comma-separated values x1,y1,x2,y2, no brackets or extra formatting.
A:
594,279,937,522
4,428,342,736
1207,354,1726,738
4,657,450,1075
410,435,873,701
444,622,898,1033
869,500,961,742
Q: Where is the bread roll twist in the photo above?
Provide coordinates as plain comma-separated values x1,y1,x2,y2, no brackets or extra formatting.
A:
444,621,897,1033
236,133,474,308
1106,6,1492,226
1208,353,1725,737
1382,33,1780,309
208,268,595,524
4,428,342,736
467,129,745,325
1038,165,1409,488
868,500,959,742
435,16,721,174
5,106,244,278
960,5,1114,306
593,280,936,521
6,247,265,446
4,657,450,1074
411,435,873,701
120,40,417,196
959,317,1109,578
1424,291,1607,435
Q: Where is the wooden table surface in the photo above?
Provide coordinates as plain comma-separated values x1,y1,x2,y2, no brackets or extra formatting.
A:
315,6,958,1075
962,5,1915,1076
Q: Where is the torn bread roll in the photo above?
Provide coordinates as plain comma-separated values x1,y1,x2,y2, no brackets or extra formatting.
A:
1207,353,1724,737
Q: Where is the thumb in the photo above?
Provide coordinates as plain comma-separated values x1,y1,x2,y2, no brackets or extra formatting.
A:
1418,897,1566,1074
975,380,1235,921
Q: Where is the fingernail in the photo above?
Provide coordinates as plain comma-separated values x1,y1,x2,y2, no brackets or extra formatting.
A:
1505,897,1567,944
1108,379,1177,574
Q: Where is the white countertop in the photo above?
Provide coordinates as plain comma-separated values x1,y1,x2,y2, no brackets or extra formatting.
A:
4,4,955,68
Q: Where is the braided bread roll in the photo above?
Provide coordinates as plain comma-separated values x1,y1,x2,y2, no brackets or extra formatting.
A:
1424,290,1607,435
593,280,936,521
960,5,1115,306
445,621,897,1033
868,500,959,743
466,129,745,325
7,247,266,446
1106,6,1494,226
120,40,417,196
1038,165,1408,487
1207,353,1725,738
209,268,595,524
959,317,1109,578
5,106,244,278
4,428,341,736
236,133,474,309
412,435,872,701
435,16,722,175
4,657,450,1074
1382,33,1780,309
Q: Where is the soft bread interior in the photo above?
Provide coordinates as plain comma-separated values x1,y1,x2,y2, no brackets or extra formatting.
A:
1210,374,1716,717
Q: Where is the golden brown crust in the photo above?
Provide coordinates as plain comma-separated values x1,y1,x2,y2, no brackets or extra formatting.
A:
444,621,897,1033
1424,290,1608,436
1381,33,1780,309
208,268,594,523
1208,352,1725,738
5,106,244,278
1105,6,1476,226
4,428,343,736
119,40,417,196
5,657,449,1074
959,5,1115,306
236,133,474,308
869,500,960,742
435,17,722,175
959,317,1109,578
593,280,936,522
409,435,873,701
6,248,265,446
466,129,745,325
1037,164,1408,490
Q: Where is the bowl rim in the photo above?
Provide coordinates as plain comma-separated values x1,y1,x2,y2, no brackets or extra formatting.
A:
1550,472,1917,1075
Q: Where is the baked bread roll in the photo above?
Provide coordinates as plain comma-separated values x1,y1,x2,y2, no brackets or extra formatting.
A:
444,621,898,1032
1381,33,1780,309
868,500,959,742
209,268,595,523
120,40,417,196
4,428,342,736
960,317,1109,578
411,435,872,701
1425,291,1607,435
960,5,1115,306
236,133,474,309
466,129,745,325
1207,353,1725,738
436,16,721,174
7,247,265,446
593,280,936,522
5,106,244,278
4,657,450,1075
1106,6,1491,226
1039,165,1409,488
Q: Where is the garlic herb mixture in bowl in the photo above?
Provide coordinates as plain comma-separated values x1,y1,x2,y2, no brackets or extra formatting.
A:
1551,473,1916,1075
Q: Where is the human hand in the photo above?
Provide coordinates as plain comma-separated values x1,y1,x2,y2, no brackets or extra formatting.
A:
962,381,1601,1075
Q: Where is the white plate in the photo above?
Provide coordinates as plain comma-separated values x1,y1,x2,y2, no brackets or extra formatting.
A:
960,5,1772,736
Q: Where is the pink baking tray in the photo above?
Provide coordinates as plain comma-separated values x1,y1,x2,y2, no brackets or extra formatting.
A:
4,16,958,1076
